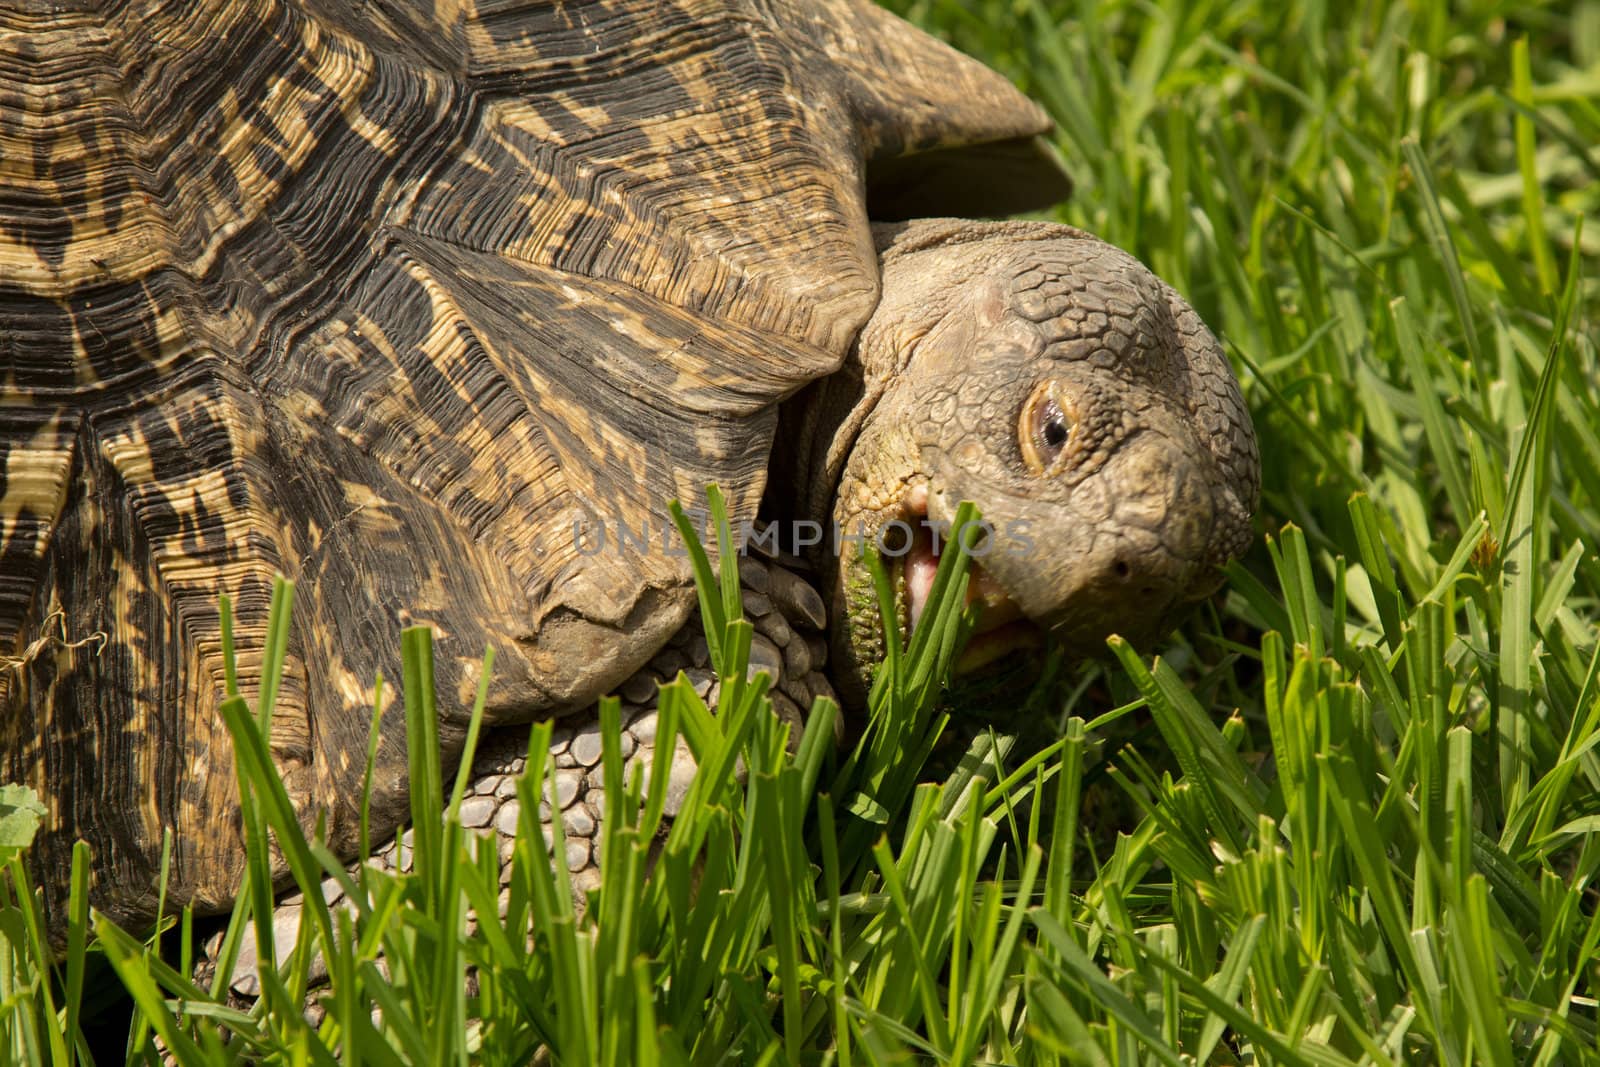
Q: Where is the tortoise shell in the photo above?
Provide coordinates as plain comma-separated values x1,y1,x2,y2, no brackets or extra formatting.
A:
0,0,1065,926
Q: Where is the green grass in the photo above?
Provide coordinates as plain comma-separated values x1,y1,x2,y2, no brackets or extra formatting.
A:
5,0,1600,1061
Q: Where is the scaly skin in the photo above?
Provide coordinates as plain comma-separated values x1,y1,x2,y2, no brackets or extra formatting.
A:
789,219,1259,700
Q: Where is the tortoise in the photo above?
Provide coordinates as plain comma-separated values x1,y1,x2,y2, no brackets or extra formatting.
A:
0,0,1258,932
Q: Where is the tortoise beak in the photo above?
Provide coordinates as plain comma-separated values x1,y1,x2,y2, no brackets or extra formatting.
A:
898,485,1046,674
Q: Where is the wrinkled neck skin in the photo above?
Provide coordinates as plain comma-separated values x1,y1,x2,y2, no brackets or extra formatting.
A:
776,221,1022,525
772,218,1259,706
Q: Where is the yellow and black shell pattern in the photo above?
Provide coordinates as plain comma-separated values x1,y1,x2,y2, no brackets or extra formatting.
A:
0,0,1056,928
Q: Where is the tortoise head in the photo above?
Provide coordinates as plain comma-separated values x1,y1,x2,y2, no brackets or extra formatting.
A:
807,219,1259,701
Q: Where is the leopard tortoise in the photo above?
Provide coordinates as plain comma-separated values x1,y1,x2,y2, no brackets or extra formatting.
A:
0,0,1258,932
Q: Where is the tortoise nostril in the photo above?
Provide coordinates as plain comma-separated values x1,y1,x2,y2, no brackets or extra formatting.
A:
1114,559,1131,579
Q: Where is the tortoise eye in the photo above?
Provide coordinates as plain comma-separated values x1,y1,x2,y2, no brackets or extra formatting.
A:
1019,381,1074,473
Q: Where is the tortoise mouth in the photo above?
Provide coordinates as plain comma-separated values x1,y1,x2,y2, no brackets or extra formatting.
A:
894,487,1045,675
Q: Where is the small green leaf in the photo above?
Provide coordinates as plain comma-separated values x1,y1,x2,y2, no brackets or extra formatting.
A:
0,784,45,852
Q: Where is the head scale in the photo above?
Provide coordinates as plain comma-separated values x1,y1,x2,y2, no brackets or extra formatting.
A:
782,218,1259,699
